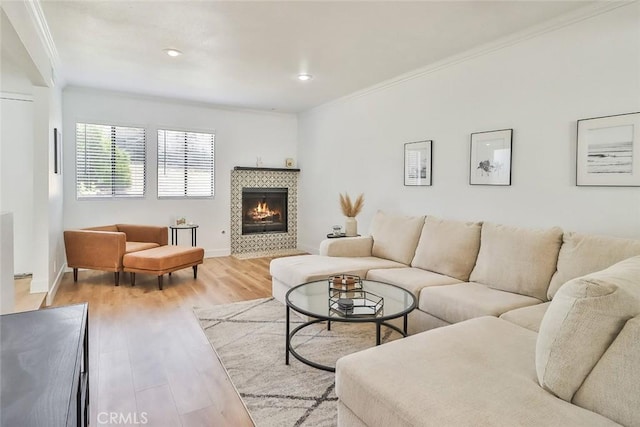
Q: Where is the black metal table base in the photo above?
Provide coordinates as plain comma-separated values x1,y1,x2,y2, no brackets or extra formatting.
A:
170,226,198,246
285,305,409,372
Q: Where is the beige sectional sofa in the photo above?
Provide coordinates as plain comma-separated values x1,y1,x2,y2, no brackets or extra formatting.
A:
269,211,640,426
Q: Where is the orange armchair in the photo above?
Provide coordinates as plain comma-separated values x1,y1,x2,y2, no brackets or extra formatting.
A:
64,224,168,286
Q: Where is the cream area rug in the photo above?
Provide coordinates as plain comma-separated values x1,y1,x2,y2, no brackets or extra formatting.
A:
194,297,399,427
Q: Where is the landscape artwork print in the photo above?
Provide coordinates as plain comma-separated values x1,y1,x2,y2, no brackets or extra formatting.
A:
587,126,633,174
469,129,512,186
577,112,640,186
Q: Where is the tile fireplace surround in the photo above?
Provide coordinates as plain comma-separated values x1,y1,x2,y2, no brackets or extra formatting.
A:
230,167,300,255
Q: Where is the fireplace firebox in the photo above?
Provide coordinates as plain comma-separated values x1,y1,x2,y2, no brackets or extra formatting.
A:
242,188,288,235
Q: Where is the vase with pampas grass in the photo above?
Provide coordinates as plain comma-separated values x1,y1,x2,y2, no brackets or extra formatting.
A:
339,193,364,237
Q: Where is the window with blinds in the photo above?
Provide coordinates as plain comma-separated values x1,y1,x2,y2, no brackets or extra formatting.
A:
157,129,215,198
76,123,146,199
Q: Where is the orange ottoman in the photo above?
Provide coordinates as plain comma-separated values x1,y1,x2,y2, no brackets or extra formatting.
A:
122,245,204,290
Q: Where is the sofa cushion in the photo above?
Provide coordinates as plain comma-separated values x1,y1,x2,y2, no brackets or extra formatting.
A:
370,211,425,265
536,256,640,402
547,232,640,299
573,316,640,427
85,225,119,232
366,267,461,298
319,236,373,257
419,282,541,325
122,245,204,271
336,316,619,427
269,254,406,288
469,223,563,301
125,241,160,253
500,302,550,333
411,216,482,281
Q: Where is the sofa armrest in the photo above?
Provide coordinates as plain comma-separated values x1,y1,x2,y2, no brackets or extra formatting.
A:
116,224,169,246
63,230,127,271
319,236,373,257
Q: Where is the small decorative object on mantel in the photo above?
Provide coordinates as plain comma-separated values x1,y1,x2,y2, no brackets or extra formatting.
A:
256,157,263,167
339,192,364,237
285,158,295,168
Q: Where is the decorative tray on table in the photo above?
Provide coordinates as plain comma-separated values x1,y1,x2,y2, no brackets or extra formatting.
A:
327,274,384,318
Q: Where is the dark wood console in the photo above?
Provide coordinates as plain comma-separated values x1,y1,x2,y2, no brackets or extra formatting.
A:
1,303,89,427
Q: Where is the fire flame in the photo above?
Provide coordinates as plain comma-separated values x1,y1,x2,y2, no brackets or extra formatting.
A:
249,201,279,221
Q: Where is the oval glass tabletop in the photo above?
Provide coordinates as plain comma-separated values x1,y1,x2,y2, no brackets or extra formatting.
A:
286,279,416,322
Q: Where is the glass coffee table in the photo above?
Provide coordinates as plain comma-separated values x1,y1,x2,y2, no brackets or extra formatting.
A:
285,278,416,372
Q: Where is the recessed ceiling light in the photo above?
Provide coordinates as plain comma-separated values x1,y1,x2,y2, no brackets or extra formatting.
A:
297,73,313,81
164,48,182,57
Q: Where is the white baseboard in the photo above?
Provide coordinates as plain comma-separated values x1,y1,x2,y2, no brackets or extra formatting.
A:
46,262,67,306
205,248,231,258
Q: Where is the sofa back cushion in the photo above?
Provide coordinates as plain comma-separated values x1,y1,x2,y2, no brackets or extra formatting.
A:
85,225,118,232
370,211,425,265
469,223,563,301
535,256,640,402
572,316,640,427
547,232,640,300
411,217,482,281
117,224,168,246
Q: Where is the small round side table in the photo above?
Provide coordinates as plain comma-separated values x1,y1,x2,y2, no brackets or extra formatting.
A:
169,224,199,246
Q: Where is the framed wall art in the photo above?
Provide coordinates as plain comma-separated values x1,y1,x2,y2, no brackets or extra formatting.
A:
576,112,640,186
469,129,512,186
404,140,432,186
54,128,62,175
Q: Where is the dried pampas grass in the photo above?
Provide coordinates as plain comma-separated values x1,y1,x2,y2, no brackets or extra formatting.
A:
339,193,364,217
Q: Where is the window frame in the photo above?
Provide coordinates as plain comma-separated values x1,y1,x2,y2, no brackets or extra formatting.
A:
75,121,147,200
156,127,216,200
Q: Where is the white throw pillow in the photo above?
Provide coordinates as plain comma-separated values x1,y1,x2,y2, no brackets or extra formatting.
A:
573,316,640,427
536,256,640,401
547,232,640,300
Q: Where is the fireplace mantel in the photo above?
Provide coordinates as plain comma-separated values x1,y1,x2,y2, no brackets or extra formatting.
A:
233,166,300,172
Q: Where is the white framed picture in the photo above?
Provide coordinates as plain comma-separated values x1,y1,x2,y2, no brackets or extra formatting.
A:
404,140,432,186
469,129,512,186
576,112,640,187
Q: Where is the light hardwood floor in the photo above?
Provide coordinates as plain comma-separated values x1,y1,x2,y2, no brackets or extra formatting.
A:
52,256,276,427
13,277,46,312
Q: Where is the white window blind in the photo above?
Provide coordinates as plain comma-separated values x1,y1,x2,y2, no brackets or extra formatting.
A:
76,123,146,198
157,129,215,198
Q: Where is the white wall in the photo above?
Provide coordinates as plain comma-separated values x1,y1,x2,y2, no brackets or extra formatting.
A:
297,3,640,253
31,84,64,300
2,1,68,299
62,88,298,257
0,212,15,313
0,95,34,275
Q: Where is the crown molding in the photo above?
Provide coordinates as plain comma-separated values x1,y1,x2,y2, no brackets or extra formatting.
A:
24,0,59,67
24,0,62,85
304,1,635,115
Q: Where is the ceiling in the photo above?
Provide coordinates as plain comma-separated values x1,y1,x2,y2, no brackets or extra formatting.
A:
41,1,594,113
